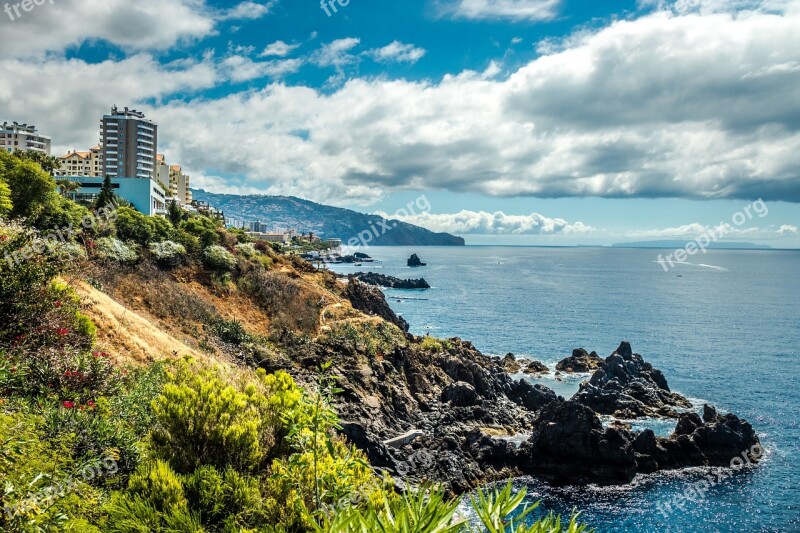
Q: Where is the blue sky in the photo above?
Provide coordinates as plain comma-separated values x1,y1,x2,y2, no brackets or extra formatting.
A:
0,0,798,245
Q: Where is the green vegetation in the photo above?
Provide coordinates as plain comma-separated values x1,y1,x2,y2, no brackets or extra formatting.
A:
0,152,593,532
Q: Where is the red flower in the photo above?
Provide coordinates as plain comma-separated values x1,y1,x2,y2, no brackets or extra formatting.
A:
87,400,96,408
54,301,63,308
56,328,69,336
92,351,100,358
62,401,75,409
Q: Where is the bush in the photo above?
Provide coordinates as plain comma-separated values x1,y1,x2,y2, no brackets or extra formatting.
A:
114,206,156,245
180,217,221,248
149,241,187,268
235,242,258,258
48,241,88,263
202,245,237,273
95,237,139,264
149,360,300,474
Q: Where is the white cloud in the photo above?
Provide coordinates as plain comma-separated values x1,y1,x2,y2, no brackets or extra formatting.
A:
312,38,361,68
778,224,799,234
217,1,275,21
3,2,800,207
261,40,301,57
368,41,427,64
442,0,562,21
219,55,303,82
378,210,594,235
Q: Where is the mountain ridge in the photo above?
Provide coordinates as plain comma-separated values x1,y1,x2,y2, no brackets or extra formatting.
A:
192,189,465,246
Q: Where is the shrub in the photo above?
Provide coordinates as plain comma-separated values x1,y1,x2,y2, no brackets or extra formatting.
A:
149,241,187,268
115,206,155,246
48,241,88,263
202,245,237,273
95,237,139,264
235,242,258,258
180,217,221,248
206,317,251,345
149,360,301,474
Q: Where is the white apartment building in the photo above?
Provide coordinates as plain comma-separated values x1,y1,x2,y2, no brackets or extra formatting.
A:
0,122,51,155
100,106,157,179
55,146,103,177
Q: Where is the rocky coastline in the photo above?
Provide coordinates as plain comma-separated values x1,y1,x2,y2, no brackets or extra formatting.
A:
315,285,762,494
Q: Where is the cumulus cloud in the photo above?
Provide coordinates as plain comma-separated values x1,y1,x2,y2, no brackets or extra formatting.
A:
368,41,427,64
3,2,800,206
441,0,562,21
219,55,303,82
377,210,594,235
217,1,275,21
260,40,301,57
0,0,272,59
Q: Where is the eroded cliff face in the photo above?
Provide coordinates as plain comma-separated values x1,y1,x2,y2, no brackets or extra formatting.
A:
77,259,761,493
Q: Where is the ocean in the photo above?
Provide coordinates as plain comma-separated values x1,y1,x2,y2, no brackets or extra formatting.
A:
328,246,800,533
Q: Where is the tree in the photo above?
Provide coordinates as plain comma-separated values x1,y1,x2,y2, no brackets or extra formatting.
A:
168,199,183,226
95,174,116,209
0,151,57,220
56,178,81,198
0,177,11,217
13,149,60,175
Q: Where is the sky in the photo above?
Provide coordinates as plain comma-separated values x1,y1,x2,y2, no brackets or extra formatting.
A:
0,0,798,246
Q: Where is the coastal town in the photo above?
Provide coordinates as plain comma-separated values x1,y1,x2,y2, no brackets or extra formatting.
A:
1,111,347,259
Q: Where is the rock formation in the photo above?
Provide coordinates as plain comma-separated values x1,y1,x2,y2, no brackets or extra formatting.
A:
352,272,430,289
555,348,603,372
407,254,427,267
575,341,693,418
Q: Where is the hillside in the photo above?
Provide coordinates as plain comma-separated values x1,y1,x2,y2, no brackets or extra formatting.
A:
192,190,465,246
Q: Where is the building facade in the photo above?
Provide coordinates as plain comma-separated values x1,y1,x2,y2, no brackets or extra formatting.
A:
168,164,192,206
0,122,51,155
60,176,167,216
100,106,157,179
55,146,103,177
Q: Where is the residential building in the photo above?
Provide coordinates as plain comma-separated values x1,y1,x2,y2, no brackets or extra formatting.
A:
249,232,291,244
169,164,192,206
55,146,103,177
0,122,51,155
58,175,167,216
248,220,271,233
154,154,170,191
100,106,157,179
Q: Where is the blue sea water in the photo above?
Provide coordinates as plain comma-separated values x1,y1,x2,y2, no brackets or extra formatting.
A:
329,246,800,532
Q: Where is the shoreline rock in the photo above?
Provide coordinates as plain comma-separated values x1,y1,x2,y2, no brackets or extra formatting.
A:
555,348,603,373
407,254,427,267
575,341,693,419
352,272,430,289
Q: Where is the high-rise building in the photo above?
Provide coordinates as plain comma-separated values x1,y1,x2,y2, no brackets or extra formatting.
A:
100,106,157,179
0,122,51,155
55,145,103,177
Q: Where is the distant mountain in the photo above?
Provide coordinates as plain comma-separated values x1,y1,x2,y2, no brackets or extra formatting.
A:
192,190,465,246
611,240,772,250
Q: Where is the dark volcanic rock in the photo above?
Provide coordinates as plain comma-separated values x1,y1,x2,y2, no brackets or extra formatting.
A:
555,348,603,373
575,341,692,418
518,400,638,484
653,405,761,469
407,254,427,267
509,379,561,412
523,360,549,375
502,353,522,373
442,381,479,407
353,272,430,289
344,278,409,332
